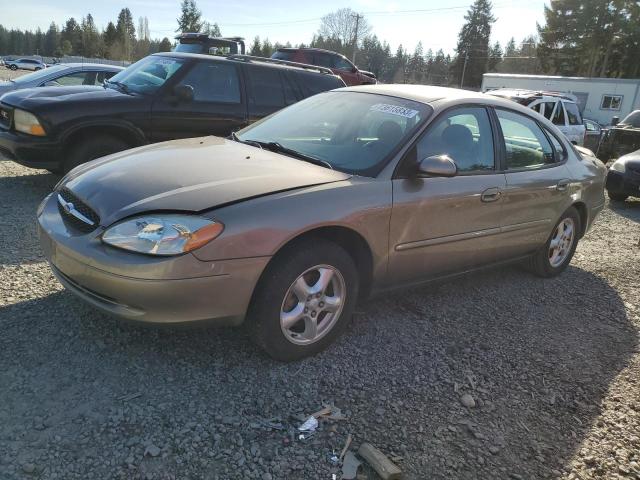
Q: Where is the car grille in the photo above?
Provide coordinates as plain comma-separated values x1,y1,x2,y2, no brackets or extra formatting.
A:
57,187,100,233
0,104,11,130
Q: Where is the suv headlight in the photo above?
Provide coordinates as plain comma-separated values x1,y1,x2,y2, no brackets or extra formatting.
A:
102,214,224,256
14,109,46,136
610,160,626,173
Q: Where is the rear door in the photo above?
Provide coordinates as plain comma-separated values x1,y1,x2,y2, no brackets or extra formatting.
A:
151,60,246,141
493,108,572,259
244,65,290,123
562,101,586,145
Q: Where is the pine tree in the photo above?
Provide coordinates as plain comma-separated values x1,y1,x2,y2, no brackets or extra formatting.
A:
158,37,173,52
487,41,502,72
176,0,203,33
451,0,495,88
115,8,136,60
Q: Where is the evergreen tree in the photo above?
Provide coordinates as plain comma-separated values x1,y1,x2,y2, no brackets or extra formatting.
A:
176,0,203,33
61,18,82,55
249,36,262,56
81,14,101,58
44,23,60,57
115,8,136,60
451,0,495,88
487,41,502,72
158,37,173,52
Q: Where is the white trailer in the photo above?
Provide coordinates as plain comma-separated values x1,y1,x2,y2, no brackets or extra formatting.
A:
482,73,640,126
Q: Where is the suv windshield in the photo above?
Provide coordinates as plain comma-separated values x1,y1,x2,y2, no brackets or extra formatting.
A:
106,56,185,95
174,43,205,54
237,91,431,176
12,64,68,84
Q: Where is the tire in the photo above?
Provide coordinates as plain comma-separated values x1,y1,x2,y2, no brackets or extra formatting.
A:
248,238,359,362
9,64,17,71
607,191,628,202
525,206,581,278
63,134,129,173
34,67,41,71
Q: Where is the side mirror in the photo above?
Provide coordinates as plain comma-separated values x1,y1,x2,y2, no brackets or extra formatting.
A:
418,155,458,177
173,84,194,103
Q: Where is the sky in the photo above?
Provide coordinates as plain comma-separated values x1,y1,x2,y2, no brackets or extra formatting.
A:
0,0,548,56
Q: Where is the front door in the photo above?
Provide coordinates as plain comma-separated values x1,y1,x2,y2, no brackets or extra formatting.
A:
493,108,573,258
151,61,247,142
388,106,507,284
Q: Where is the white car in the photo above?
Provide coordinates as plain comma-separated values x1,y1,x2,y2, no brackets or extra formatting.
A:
486,89,586,146
4,58,47,71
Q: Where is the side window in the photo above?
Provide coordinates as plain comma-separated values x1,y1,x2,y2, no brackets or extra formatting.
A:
247,67,285,107
496,109,556,169
95,71,117,85
333,56,354,71
547,131,567,161
542,102,556,120
313,53,334,68
53,72,90,86
551,102,566,126
531,102,542,114
298,72,342,96
563,102,582,125
281,73,299,105
178,62,240,104
415,107,495,173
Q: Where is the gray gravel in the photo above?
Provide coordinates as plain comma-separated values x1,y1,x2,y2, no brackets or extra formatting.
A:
1,158,639,480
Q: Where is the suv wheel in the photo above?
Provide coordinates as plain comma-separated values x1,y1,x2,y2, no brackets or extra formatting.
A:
9,64,17,70
525,206,581,278
63,134,129,173
607,191,628,202
248,239,359,362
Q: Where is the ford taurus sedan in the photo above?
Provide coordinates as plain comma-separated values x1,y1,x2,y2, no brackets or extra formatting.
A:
38,85,606,361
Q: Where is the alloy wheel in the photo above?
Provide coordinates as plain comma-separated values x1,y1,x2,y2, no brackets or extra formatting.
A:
280,264,346,345
548,218,575,268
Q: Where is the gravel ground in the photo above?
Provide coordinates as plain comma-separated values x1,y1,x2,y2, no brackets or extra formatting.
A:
0,157,639,480
0,67,30,83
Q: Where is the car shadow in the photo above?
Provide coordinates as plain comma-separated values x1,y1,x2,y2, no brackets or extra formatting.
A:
608,197,640,223
0,169,58,265
0,265,635,479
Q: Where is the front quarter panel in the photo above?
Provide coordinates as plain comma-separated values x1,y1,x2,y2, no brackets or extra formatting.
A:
192,178,392,285
564,151,606,233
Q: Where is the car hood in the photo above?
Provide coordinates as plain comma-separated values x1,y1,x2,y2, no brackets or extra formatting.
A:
0,85,126,109
616,149,640,167
61,136,351,227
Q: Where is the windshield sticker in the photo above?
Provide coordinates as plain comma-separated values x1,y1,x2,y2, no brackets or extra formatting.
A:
370,103,419,118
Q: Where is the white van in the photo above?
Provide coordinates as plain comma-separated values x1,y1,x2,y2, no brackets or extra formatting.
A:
486,89,586,145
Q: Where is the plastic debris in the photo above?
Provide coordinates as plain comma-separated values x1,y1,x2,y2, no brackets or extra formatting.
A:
298,415,319,432
341,451,361,480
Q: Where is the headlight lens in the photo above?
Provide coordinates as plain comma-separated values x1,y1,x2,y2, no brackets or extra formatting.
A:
610,160,626,173
102,214,224,256
14,109,46,136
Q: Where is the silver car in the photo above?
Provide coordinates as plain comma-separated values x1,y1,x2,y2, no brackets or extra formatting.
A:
0,63,123,97
38,85,607,361
4,58,47,71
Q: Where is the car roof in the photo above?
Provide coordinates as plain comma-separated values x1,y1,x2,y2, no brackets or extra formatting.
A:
339,84,489,104
277,47,343,56
153,51,336,75
56,63,124,70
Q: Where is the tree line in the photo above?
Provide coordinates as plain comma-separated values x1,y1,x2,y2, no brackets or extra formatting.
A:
1,0,638,87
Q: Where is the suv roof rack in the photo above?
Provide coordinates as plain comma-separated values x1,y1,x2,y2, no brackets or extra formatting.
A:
226,54,334,75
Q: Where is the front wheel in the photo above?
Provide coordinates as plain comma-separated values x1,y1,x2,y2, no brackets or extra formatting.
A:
9,64,17,71
63,134,130,173
248,239,359,361
526,206,581,278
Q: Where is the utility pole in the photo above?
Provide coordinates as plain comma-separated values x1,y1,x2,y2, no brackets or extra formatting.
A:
351,13,362,63
460,52,468,88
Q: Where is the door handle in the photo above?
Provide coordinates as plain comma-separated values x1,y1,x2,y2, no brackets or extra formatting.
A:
556,180,570,191
481,187,501,203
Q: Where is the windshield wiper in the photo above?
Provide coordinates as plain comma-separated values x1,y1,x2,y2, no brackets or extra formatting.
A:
230,131,264,149
104,79,131,94
254,140,334,170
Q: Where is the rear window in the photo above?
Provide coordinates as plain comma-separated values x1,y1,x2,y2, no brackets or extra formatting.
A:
272,51,296,62
564,102,582,125
297,72,344,96
246,67,286,108
174,42,206,54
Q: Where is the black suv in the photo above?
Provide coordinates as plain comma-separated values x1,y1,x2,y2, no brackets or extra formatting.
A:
0,52,345,172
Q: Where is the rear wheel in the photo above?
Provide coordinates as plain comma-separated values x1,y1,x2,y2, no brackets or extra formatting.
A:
607,191,628,202
526,206,581,278
248,239,359,362
63,134,129,173
9,64,17,71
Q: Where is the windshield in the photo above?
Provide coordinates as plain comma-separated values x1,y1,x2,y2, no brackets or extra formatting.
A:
106,56,185,94
237,91,431,176
12,64,69,84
